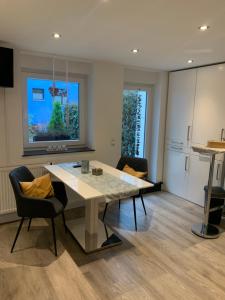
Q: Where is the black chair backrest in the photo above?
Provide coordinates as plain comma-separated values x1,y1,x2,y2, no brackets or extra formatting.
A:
116,156,148,174
9,166,35,215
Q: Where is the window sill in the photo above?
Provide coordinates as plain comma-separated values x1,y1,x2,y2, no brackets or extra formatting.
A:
23,147,95,157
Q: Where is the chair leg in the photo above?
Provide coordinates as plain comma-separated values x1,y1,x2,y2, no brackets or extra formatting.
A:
104,224,109,240
119,199,121,209
133,197,137,231
62,212,67,233
27,218,32,232
140,194,147,215
11,217,24,253
51,218,57,256
103,203,108,221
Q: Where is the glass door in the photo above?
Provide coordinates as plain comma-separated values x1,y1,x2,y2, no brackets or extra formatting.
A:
121,88,148,158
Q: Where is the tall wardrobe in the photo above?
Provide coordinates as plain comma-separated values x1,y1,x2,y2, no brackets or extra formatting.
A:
164,64,225,206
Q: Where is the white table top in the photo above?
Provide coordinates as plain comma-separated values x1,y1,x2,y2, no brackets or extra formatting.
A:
45,160,153,201
192,145,225,155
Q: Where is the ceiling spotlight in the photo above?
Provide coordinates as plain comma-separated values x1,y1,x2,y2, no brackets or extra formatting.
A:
131,49,139,54
187,59,193,64
199,25,210,31
52,32,61,39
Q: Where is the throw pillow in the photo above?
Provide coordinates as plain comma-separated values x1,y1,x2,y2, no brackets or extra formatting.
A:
20,173,54,199
123,164,147,179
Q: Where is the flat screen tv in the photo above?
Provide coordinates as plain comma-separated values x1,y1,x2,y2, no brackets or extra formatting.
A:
0,47,14,88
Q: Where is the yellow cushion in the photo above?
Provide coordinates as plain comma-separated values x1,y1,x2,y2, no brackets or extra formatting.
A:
20,173,54,199
123,164,147,178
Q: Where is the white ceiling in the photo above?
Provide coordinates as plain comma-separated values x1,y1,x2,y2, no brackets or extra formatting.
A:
1,0,225,70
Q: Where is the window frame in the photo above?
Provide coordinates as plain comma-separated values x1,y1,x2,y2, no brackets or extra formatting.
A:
22,71,87,150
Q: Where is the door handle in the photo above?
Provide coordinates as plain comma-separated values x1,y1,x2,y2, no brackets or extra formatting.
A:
185,156,189,171
171,140,183,145
170,146,183,151
216,164,221,180
221,128,225,141
187,126,191,141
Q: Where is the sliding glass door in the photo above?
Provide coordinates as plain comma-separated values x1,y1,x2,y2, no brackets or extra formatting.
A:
121,87,149,158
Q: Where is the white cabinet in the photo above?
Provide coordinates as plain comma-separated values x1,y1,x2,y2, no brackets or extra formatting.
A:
164,151,223,207
166,69,196,151
164,64,225,206
192,64,225,145
164,149,189,199
186,154,222,206
186,154,208,206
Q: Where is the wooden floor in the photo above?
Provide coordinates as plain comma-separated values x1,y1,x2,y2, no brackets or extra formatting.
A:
1,192,225,300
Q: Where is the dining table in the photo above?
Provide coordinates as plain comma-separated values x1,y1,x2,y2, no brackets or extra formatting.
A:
45,160,153,253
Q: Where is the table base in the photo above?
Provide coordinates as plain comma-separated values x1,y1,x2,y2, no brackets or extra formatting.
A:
192,223,220,239
66,218,122,253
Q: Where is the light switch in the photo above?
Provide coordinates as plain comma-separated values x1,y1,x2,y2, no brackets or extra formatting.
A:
111,139,115,146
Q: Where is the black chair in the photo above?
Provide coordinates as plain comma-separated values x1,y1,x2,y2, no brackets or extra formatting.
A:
9,166,68,256
103,157,148,231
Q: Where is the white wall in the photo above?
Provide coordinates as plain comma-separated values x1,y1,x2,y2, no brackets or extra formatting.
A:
90,62,123,166
150,72,168,182
0,47,168,219
124,68,158,85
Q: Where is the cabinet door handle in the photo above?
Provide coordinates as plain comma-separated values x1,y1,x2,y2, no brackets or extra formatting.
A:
171,140,183,145
185,156,189,171
221,128,225,141
216,164,220,180
187,126,191,141
171,146,183,151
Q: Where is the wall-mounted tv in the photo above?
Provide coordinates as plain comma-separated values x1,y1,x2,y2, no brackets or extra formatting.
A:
0,47,14,88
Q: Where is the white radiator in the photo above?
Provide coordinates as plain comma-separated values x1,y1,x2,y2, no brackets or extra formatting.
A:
0,165,45,215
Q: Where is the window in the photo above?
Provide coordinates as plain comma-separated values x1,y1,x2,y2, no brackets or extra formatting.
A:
32,88,44,101
23,72,86,151
121,88,148,158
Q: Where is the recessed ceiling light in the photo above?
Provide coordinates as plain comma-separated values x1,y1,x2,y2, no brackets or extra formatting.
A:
199,25,210,31
52,32,61,39
187,59,193,64
131,49,139,54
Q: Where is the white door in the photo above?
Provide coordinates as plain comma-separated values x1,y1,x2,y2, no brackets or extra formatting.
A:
166,69,197,151
192,64,225,146
187,154,223,207
164,149,189,199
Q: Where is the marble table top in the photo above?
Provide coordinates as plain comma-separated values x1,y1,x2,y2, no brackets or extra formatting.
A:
45,160,153,202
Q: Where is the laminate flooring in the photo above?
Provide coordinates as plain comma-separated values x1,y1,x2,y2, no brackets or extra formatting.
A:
1,192,225,300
